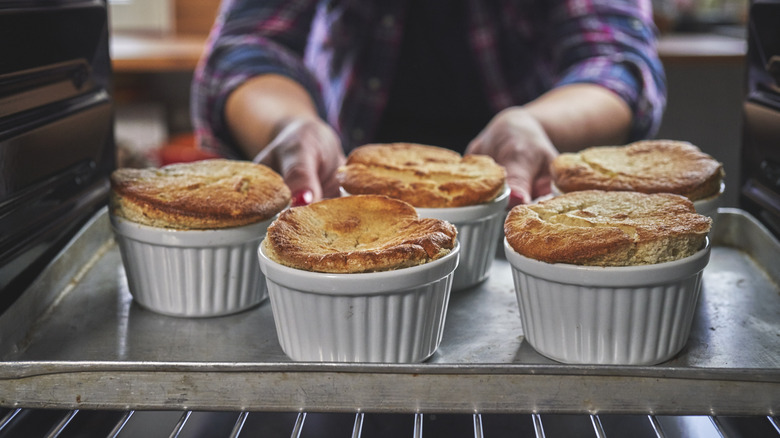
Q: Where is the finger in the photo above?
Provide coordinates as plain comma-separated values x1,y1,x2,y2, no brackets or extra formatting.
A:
279,155,324,204
320,170,344,199
291,189,314,207
505,173,533,207
254,143,319,204
465,135,485,155
503,151,540,206
508,189,527,208
532,174,553,200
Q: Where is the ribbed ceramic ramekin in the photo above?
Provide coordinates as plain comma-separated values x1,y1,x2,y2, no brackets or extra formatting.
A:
111,214,275,317
693,181,725,220
341,186,508,291
257,242,460,363
416,187,508,291
504,238,711,365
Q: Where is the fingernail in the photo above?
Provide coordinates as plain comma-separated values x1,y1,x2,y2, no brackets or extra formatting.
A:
509,190,526,205
291,189,314,207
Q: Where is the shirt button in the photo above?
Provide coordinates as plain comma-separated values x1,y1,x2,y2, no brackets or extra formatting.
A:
631,19,642,30
352,128,364,142
368,77,381,91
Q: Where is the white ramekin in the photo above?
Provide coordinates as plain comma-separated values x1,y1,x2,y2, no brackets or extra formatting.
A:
693,181,725,220
111,214,275,317
258,242,460,363
415,187,509,291
504,238,711,365
551,182,724,219
341,186,509,291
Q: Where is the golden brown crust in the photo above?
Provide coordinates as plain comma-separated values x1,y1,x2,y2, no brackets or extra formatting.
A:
337,143,507,208
110,159,291,229
262,195,458,273
550,140,724,201
504,190,711,266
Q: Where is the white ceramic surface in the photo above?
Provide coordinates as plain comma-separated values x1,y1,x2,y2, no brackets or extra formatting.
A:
111,214,275,317
341,186,509,291
258,242,460,363
416,187,509,291
549,183,564,197
504,238,711,365
693,181,725,220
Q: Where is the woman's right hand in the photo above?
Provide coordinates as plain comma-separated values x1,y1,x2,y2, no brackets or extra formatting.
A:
253,118,346,206
466,107,559,208
225,74,344,206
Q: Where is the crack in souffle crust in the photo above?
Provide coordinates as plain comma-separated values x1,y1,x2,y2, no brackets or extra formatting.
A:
110,159,291,229
336,143,507,208
262,195,458,273
504,190,711,266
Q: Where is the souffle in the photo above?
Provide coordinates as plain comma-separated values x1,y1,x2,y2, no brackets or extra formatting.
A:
262,195,458,273
110,159,291,229
550,140,724,201
504,190,711,266
337,143,506,208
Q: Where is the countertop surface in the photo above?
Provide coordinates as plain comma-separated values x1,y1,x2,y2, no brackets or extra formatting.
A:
657,32,747,63
109,31,748,73
110,33,208,72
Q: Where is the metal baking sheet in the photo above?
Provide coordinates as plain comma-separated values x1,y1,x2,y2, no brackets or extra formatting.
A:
0,208,778,414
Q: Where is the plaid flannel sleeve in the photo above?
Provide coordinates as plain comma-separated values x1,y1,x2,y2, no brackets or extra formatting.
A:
191,0,325,158
551,0,667,141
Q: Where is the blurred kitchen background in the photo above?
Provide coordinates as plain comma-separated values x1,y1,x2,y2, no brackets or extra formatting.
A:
109,0,750,208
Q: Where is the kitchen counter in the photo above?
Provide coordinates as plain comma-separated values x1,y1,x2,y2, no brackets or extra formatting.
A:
110,33,207,72
108,31,747,73
657,32,747,64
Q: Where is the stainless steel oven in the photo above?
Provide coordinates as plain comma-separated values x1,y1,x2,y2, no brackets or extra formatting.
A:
0,0,114,309
741,0,780,239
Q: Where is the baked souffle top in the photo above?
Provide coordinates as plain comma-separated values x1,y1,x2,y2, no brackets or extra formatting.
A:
504,190,711,266
550,140,724,201
337,143,506,208
262,195,458,273
110,159,291,229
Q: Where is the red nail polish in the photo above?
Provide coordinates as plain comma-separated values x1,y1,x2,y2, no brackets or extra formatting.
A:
291,189,313,207
509,190,526,205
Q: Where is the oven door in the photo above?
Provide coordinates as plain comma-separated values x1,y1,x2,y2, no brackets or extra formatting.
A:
0,0,114,311
741,0,780,238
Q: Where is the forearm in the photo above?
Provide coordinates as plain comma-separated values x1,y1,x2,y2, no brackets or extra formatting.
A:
522,83,632,153
546,0,665,143
225,73,321,159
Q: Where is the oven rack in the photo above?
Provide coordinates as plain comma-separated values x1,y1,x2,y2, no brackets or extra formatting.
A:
2,408,780,437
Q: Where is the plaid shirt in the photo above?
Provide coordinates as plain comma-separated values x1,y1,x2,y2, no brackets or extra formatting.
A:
192,0,666,158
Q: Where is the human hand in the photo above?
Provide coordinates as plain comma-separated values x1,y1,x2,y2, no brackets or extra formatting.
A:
253,118,346,206
466,107,559,207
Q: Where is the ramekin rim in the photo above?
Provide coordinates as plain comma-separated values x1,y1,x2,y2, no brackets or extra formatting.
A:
258,241,460,295
503,237,711,287
339,185,510,223
110,212,276,246
550,182,724,205
415,185,510,222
